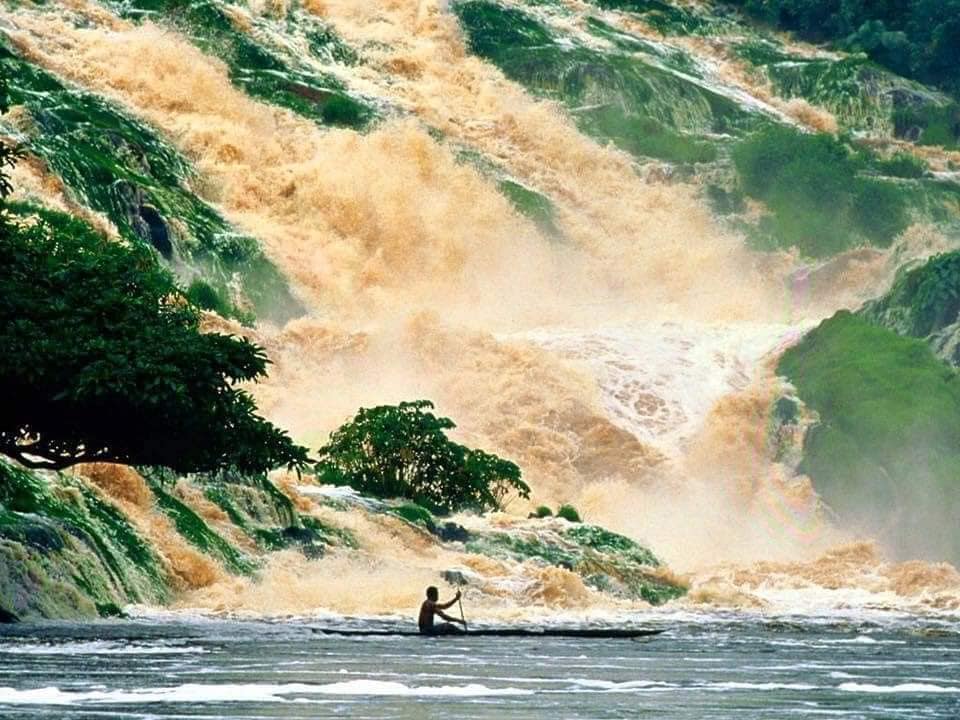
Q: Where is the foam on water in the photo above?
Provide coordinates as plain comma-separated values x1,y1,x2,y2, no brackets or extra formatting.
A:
518,322,799,454
838,682,960,694
0,680,533,705
1,640,207,656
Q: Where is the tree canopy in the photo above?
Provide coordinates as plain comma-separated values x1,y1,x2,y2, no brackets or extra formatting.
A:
315,400,529,513
727,0,960,96
0,73,307,474
0,206,308,473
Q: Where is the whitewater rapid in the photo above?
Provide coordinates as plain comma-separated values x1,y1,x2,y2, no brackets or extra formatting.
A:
2,615,959,719
3,0,959,621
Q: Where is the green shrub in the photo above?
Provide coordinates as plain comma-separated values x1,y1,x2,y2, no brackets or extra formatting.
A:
315,401,530,513
725,0,960,97
877,153,926,179
850,179,910,246
733,126,909,256
556,504,582,523
389,503,436,528
0,205,308,474
862,251,960,338
534,505,553,518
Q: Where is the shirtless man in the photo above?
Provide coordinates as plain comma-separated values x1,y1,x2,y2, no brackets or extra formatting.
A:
418,586,466,635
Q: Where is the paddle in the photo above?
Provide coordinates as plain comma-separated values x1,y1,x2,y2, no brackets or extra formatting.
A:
457,592,468,633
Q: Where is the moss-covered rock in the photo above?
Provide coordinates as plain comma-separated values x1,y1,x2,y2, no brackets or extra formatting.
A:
144,475,256,575
861,251,960,365
101,0,375,131
465,523,685,605
0,461,169,620
0,43,300,325
779,311,960,562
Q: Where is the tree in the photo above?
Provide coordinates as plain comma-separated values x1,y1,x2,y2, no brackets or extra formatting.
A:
315,400,530,513
0,206,309,473
0,62,307,474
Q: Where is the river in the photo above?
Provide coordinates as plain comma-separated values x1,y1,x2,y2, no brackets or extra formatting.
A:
2,612,958,719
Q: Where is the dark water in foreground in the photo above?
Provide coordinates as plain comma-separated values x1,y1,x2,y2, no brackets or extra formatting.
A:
1,614,958,719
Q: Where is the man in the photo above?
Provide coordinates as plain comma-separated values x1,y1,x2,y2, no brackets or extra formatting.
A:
418,586,466,635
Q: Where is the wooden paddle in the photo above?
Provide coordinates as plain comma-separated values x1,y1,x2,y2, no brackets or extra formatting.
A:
457,592,468,633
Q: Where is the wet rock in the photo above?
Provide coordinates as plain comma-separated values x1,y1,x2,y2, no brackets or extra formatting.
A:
432,522,470,543
281,526,319,545
0,607,19,624
300,544,326,560
442,570,469,587
96,603,126,618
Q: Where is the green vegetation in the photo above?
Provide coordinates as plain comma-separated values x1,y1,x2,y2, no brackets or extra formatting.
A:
455,1,761,164
0,460,169,619
105,0,374,130
733,126,910,255
498,179,564,239
532,505,554,518
315,400,530,513
589,0,714,35
0,200,308,473
725,0,960,100
556,504,582,523
778,311,960,562
876,152,927,179
465,524,685,604
0,43,299,323
145,475,255,574
893,103,960,149
860,251,960,365
388,503,436,528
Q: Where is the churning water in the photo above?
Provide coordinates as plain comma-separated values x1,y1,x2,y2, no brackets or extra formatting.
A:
1,614,958,719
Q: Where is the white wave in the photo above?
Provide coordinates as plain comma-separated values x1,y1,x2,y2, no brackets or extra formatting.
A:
0,680,532,705
0,641,206,656
838,682,960,694
567,678,676,691
705,682,819,691
518,323,795,454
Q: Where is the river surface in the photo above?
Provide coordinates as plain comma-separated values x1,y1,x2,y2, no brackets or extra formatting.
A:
1,613,958,719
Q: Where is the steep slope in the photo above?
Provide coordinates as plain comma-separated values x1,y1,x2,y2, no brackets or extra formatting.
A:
1,0,960,618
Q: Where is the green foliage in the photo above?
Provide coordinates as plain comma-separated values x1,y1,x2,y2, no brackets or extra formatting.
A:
533,505,554,518
778,311,960,562
556,504,582,523
726,0,960,99
104,0,374,130
862,251,960,339
733,126,909,255
315,400,530,513
145,476,255,575
0,44,300,323
389,503,436,528
876,152,927,179
893,104,960,149
455,1,758,164
0,204,308,474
